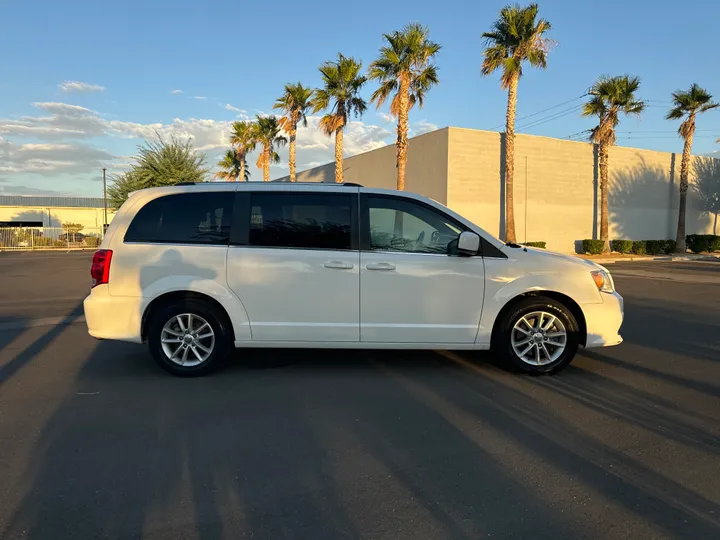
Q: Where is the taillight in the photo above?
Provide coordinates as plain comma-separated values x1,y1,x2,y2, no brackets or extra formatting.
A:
91,249,113,288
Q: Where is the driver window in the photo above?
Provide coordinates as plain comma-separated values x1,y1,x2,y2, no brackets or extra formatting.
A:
367,197,464,254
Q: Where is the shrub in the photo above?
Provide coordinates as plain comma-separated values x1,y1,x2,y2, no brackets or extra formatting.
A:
686,234,711,253
85,237,102,248
610,239,633,254
645,240,669,255
631,241,647,255
709,236,720,252
522,241,546,249
663,240,677,254
582,239,604,255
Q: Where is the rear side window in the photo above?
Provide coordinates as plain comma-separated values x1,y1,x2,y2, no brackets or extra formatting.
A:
248,193,352,250
125,192,234,245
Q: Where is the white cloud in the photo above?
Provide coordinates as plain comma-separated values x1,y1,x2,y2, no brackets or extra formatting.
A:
193,96,207,100
0,136,116,176
412,120,439,136
225,104,249,120
378,112,394,123
58,80,106,93
171,89,184,94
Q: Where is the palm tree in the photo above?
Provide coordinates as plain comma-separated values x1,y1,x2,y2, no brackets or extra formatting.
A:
214,149,249,182
666,84,718,253
481,3,552,243
311,53,367,183
229,121,257,183
582,75,645,253
273,83,314,182
253,115,287,182
368,23,440,191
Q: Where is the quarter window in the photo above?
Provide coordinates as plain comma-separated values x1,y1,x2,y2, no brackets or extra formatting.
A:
125,192,233,245
366,196,464,254
248,193,352,250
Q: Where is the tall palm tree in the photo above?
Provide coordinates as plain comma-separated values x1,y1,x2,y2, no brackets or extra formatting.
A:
214,149,249,182
666,84,718,253
273,83,314,182
368,23,440,191
229,121,257,183
582,75,645,253
481,3,552,243
253,115,287,182
311,53,367,183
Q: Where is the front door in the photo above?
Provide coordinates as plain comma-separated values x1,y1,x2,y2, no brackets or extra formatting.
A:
360,194,485,344
227,190,359,342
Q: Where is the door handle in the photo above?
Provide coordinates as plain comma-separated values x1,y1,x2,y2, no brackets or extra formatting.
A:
324,261,354,270
366,262,396,271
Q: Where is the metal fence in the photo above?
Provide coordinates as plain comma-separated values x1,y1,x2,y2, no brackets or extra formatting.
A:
0,227,104,250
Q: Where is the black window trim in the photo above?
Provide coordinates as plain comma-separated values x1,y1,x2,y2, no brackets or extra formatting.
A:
230,190,359,252
123,192,234,246
359,193,508,259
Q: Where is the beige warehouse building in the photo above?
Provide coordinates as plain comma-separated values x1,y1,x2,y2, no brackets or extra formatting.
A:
285,127,719,253
0,196,115,233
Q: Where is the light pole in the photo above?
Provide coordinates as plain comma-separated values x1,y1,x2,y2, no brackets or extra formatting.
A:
102,168,108,233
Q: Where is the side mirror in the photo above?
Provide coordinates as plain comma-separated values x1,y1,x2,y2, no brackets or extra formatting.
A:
456,231,480,256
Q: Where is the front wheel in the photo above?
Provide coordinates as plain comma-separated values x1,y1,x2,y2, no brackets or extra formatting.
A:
148,298,232,376
493,297,580,375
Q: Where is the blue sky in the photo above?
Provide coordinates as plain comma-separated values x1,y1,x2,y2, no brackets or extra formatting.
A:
1,0,719,196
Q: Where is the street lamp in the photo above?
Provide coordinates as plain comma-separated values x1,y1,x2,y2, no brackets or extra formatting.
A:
102,168,108,233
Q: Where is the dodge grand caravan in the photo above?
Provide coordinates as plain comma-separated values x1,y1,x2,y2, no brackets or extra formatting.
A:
84,182,623,376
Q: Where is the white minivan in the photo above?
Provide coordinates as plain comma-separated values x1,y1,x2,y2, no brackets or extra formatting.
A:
84,182,623,376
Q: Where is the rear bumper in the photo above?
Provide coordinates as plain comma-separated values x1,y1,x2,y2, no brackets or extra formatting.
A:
83,286,143,343
582,291,624,348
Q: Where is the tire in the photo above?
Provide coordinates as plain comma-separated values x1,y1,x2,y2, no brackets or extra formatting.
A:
148,298,232,377
493,296,580,375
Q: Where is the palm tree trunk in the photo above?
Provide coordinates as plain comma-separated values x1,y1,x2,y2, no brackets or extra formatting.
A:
263,147,270,182
675,129,695,253
289,124,297,182
239,153,246,182
598,140,610,253
504,73,519,243
396,76,410,191
334,127,344,183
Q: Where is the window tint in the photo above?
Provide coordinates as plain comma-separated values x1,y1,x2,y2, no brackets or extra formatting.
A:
125,192,233,245
249,193,352,250
366,196,464,254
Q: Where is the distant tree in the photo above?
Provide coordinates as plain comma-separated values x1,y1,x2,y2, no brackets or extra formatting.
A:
107,136,209,209
692,157,720,235
666,84,719,252
274,83,314,182
582,75,645,253
229,121,257,183
253,115,287,182
368,23,440,191
62,222,84,234
481,3,552,243
215,149,249,182
311,53,367,183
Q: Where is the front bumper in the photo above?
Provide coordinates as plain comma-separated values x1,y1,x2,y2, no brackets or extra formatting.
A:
83,285,143,343
582,291,624,348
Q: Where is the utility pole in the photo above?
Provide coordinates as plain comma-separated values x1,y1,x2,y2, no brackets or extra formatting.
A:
102,168,108,233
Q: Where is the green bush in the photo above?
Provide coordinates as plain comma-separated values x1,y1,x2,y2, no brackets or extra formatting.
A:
582,239,604,255
645,240,669,255
610,239,633,254
631,241,647,255
709,236,720,252
663,240,677,254
686,234,711,253
85,237,102,248
522,241,546,249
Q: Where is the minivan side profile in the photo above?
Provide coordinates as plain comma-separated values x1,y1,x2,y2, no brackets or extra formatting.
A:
84,182,624,376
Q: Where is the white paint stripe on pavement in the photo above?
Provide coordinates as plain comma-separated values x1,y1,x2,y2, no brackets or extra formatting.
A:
0,316,86,332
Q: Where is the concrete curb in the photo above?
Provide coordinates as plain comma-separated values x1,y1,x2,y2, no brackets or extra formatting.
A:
577,254,720,264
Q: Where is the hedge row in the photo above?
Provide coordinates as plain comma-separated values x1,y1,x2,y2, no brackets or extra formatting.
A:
583,235,720,255
522,241,547,249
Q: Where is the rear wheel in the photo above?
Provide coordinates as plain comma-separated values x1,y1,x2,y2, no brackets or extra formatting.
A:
493,296,580,375
148,298,232,376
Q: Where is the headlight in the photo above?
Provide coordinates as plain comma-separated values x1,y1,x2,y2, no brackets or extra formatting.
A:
591,270,614,293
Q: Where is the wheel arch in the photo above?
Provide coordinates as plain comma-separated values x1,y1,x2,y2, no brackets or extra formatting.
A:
141,290,236,342
490,291,587,347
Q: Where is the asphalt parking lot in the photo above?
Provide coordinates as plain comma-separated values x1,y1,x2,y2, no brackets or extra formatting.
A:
0,252,718,540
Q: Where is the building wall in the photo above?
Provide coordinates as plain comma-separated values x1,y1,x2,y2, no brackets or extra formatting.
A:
286,128,450,204
0,205,116,231
446,127,715,252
